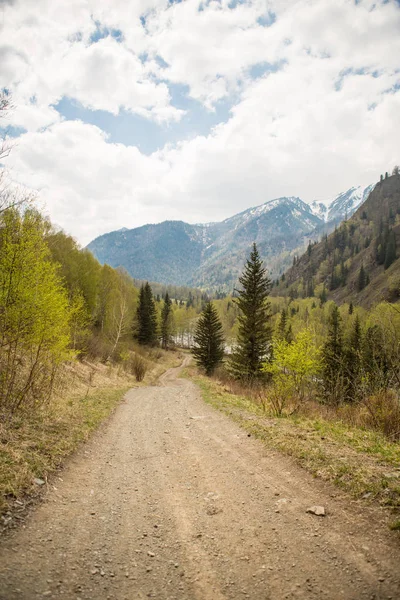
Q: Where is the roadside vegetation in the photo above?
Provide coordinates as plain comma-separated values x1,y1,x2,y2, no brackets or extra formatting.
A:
190,242,400,526
0,93,185,518
189,371,400,517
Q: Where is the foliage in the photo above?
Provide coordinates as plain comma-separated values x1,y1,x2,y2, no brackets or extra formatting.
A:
263,329,321,415
321,304,346,405
229,243,272,381
192,302,225,375
136,282,158,346
0,209,73,413
160,292,174,349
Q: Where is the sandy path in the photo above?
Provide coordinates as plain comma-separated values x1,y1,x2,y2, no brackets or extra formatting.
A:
1,361,400,600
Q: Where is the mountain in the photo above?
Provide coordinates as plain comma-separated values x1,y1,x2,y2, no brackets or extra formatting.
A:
272,175,400,307
87,185,374,291
326,184,375,223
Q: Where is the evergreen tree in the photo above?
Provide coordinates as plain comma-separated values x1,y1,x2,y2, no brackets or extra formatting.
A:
357,264,367,291
160,292,174,350
344,314,363,402
277,308,288,340
277,308,293,343
229,243,272,381
321,304,345,404
319,284,327,306
384,230,396,270
192,302,224,375
136,282,158,346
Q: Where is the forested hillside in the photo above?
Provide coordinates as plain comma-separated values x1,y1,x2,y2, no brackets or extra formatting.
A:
272,172,400,307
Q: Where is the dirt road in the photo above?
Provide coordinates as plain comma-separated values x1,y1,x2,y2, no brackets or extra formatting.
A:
1,361,400,600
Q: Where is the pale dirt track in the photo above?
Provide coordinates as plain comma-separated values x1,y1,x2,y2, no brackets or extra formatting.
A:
1,360,400,600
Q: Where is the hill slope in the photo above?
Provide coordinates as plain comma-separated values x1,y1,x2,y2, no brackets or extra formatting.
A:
273,175,400,307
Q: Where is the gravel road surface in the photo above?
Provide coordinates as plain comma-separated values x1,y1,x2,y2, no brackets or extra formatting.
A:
1,360,400,600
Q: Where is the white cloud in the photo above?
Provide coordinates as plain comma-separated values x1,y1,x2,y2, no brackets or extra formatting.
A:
0,0,182,129
1,0,400,245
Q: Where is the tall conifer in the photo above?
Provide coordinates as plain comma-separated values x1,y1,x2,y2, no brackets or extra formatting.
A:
321,304,345,403
136,282,158,346
192,302,225,375
229,243,272,381
160,292,174,349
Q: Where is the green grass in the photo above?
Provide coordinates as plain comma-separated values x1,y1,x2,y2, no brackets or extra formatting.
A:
192,373,400,514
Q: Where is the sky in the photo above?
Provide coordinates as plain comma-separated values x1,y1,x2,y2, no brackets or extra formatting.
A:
0,0,400,246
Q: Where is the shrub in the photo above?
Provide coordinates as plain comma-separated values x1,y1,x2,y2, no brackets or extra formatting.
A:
131,354,148,382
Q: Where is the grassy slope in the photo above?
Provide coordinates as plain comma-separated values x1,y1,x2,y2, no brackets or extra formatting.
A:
189,371,400,527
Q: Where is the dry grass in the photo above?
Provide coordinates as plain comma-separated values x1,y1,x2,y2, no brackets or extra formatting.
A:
188,368,400,519
0,349,183,519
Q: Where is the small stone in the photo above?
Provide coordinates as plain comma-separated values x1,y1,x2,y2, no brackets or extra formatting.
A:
147,551,155,557
34,478,46,486
42,593,52,597
378,577,385,582
146,567,152,573
306,506,326,517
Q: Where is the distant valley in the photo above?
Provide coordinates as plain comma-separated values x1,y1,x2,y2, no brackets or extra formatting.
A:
87,184,374,291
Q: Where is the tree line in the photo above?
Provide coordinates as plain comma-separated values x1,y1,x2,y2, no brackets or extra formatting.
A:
191,243,400,439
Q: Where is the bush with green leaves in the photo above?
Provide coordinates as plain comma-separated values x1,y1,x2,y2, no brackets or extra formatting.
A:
0,209,73,413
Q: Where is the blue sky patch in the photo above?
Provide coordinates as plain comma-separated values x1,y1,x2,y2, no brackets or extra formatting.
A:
54,92,233,154
89,21,123,44
257,11,276,27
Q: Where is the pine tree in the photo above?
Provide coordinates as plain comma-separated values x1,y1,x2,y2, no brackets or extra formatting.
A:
321,304,345,404
136,282,158,346
344,314,363,402
319,284,327,306
192,302,225,375
229,243,272,381
384,230,396,270
160,292,174,350
277,308,288,340
357,264,367,291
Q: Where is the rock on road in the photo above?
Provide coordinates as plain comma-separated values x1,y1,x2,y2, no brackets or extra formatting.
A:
1,360,400,600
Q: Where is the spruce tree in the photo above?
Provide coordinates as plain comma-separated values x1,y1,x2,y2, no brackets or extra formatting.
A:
357,264,367,291
277,308,288,340
344,314,363,402
160,292,173,350
319,285,327,306
192,302,225,375
322,304,345,404
136,282,158,346
229,243,272,381
384,230,396,270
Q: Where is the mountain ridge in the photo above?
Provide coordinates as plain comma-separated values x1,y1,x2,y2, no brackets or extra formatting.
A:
87,184,374,290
